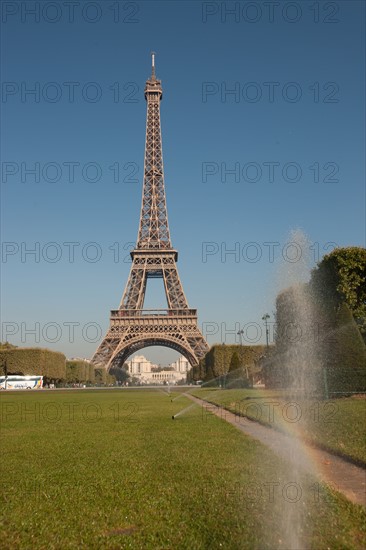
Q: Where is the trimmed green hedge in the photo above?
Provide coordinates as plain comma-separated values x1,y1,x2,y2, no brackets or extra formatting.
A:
0,348,66,380
195,344,266,382
322,302,366,394
268,283,366,394
0,349,117,385
66,361,95,384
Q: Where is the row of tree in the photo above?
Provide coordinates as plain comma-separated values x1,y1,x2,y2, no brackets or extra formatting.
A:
65,360,117,385
190,344,265,386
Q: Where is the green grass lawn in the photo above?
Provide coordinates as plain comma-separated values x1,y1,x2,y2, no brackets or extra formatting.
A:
191,388,366,465
0,389,365,549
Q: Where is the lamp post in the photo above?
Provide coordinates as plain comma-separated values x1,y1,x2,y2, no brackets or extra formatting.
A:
262,314,270,352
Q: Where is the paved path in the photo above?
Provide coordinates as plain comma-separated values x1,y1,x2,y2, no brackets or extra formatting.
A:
188,394,366,507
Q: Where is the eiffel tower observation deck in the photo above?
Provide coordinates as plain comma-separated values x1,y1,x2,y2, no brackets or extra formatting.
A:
91,55,209,370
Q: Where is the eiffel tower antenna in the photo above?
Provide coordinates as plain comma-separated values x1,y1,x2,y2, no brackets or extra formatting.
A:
91,57,209,371
151,51,156,78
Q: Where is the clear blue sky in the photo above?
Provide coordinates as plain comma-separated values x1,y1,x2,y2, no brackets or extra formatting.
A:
1,1,365,365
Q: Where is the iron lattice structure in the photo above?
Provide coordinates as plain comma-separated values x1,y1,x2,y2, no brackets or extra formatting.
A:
91,56,209,370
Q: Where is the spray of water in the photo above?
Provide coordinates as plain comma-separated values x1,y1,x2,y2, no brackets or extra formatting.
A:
272,229,320,549
171,392,189,403
156,388,171,397
172,403,196,419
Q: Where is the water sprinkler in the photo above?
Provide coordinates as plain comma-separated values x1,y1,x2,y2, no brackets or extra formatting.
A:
172,415,175,420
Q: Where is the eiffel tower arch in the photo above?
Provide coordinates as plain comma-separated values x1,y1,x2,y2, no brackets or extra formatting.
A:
91,55,209,371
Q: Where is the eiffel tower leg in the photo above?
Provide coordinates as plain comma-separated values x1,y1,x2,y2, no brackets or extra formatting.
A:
163,265,189,309
91,337,122,368
119,261,147,310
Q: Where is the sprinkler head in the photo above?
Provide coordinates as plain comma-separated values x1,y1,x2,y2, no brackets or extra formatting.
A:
172,415,175,420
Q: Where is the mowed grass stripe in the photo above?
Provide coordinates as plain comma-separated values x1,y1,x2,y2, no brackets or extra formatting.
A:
0,390,365,549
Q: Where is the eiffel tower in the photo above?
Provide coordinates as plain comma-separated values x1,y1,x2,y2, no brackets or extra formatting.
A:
91,55,209,370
